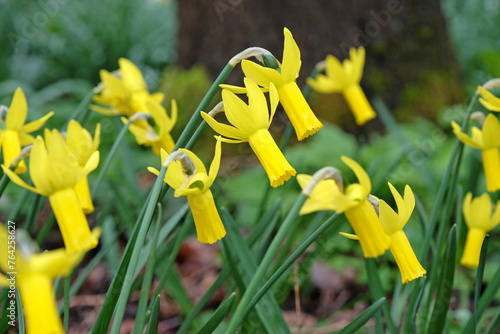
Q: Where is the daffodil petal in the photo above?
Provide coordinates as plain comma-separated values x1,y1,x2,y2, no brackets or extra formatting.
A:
241,60,284,88
339,232,359,240
119,58,147,91
281,27,301,82
341,156,371,196
208,137,222,184
451,121,482,149
268,83,279,125
201,112,247,140
179,149,207,175
22,111,54,134
245,78,270,129
482,113,500,148
222,89,259,135
378,199,401,234
219,84,248,94
2,164,42,195
80,151,100,177
478,86,500,111
6,87,28,130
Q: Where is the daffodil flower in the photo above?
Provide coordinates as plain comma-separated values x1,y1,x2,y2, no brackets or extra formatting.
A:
0,225,100,334
2,130,100,254
222,28,323,141
378,183,426,283
92,58,164,117
460,192,500,268
478,86,500,112
297,156,390,257
307,47,376,125
65,120,100,213
121,98,177,155
452,113,500,192
0,88,54,174
202,78,296,187
148,139,225,244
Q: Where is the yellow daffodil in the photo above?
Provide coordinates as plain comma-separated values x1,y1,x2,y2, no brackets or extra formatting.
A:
378,183,426,283
0,225,100,334
2,130,100,254
91,58,164,117
148,139,225,244
307,47,376,125
65,120,100,213
121,98,177,155
452,113,500,192
460,192,500,268
0,88,53,174
202,78,296,187
478,86,500,112
297,156,390,257
222,28,322,141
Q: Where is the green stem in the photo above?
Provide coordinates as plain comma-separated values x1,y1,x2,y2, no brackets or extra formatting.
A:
243,213,339,317
109,166,167,334
64,274,71,332
133,204,162,334
225,193,307,333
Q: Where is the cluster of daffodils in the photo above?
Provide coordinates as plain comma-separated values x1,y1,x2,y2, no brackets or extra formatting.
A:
298,157,426,283
0,88,102,333
451,85,500,268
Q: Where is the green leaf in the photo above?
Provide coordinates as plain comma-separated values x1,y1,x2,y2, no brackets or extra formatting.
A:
16,290,25,334
427,225,457,334
197,292,236,334
337,297,386,334
145,295,160,334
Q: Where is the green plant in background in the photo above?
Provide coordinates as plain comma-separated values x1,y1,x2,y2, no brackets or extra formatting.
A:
1,15,500,334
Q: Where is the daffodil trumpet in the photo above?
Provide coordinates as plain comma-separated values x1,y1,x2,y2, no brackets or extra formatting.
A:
2,129,100,253
460,192,500,268
202,78,296,187
65,120,101,214
297,156,390,257
148,139,226,244
0,225,100,334
0,88,54,174
222,28,323,140
378,183,426,283
307,47,376,125
452,113,500,192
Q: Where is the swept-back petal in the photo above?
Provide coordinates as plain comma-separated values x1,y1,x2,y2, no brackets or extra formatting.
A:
341,156,371,196
481,113,500,148
119,58,147,91
281,28,301,82
29,248,85,278
22,111,54,134
201,112,247,141
208,137,222,184
478,86,500,112
47,130,80,187
268,83,279,125
378,199,401,234
2,164,41,195
470,193,492,230
245,78,270,129
350,47,365,83
80,151,100,177
219,84,249,94
462,192,473,227
222,89,259,134
490,199,500,230
325,55,348,88
29,136,54,195
307,75,343,93
451,121,482,149
6,87,28,130
241,60,284,88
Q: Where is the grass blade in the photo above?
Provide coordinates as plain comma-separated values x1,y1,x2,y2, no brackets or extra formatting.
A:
145,294,160,334
197,292,236,334
337,297,386,334
427,225,457,334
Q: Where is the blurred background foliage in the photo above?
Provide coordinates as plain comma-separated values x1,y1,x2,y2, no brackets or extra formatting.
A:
1,0,500,331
